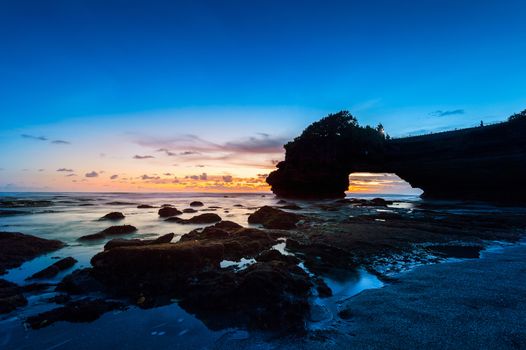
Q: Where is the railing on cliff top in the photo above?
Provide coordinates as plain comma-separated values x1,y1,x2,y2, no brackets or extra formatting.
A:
390,119,508,140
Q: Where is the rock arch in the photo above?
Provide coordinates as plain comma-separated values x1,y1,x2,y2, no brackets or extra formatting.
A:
266,111,526,202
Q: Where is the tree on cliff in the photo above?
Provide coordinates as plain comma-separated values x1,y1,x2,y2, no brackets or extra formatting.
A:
266,111,387,198
508,109,526,122
283,111,387,167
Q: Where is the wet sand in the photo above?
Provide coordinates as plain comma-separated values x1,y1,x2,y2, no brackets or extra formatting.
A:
296,245,526,349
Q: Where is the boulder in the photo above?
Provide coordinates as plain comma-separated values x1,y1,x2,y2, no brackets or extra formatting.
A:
255,249,300,265
213,220,243,231
158,207,182,217
180,261,312,330
104,233,174,250
137,204,155,209
26,298,125,329
0,232,64,275
165,213,222,224
90,241,226,294
78,225,137,241
190,201,204,207
27,257,77,280
106,201,135,206
0,279,27,314
99,212,125,220
57,268,105,295
248,206,302,229
182,208,198,213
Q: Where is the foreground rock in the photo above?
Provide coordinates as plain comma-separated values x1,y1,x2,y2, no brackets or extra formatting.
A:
0,232,64,275
78,225,137,241
180,260,312,330
190,201,204,207
0,279,27,314
26,298,125,329
158,207,182,217
104,233,174,250
99,212,125,220
165,213,222,224
26,257,78,280
78,222,313,330
248,206,302,229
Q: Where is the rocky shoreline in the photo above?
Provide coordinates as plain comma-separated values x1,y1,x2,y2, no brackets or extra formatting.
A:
1,196,525,338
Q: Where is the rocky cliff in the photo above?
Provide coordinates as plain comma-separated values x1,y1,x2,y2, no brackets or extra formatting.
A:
266,111,526,203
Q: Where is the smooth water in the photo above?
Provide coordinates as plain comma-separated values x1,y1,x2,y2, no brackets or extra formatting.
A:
7,192,517,349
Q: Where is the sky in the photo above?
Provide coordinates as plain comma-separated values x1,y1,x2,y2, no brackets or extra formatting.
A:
0,0,525,193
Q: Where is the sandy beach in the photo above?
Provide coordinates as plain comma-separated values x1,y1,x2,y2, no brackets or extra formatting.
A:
294,245,526,349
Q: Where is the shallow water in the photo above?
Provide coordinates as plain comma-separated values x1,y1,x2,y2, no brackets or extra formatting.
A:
2,191,522,349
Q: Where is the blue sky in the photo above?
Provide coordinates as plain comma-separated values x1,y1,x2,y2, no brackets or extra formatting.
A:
0,0,525,191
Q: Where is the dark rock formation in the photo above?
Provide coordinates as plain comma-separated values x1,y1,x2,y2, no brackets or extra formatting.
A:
26,298,125,329
165,213,222,224
426,245,482,259
213,220,243,230
182,208,198,213
0,210,27,216
280,204,302,210
78,225,137,241
137,204,155,208
179,260,312,330
255,249,300,265
190,201,204,207
26,257,77,280
87,222,311,330
158,207,182,217
104,233,174,250
106,201,135,206
0,199,53,208
267,110,526,202
99,212,125,221
0,279,27,314
347,197,393,207
248,206,302,229
57,268,105,295
0,232,64,275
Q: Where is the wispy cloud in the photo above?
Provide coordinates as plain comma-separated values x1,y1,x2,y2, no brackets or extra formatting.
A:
156,148,177,156
21,134,47,141
57,168,74,172
51,140,71,145
133,133,286,155
430,109,465,117
85,171,98,178
110,174,118,180
133,155,155,159
141,174,160,180
131,133,287,169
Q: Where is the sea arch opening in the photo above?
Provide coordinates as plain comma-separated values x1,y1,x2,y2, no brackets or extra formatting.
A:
347,172,423,197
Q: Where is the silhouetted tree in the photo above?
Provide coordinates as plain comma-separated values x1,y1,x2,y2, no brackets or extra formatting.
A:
508,109,526,122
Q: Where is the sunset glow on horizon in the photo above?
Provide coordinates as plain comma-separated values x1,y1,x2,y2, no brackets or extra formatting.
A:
1,1,524,194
